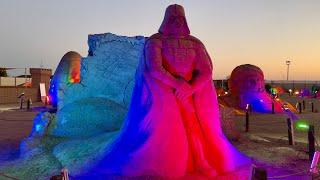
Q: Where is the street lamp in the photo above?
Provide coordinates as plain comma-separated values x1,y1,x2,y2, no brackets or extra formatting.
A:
286,60,291,81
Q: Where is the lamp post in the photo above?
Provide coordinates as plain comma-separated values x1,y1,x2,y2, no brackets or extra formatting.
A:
286,60,291,81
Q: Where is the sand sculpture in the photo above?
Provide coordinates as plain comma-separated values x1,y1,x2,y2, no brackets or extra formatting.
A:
0,4,251,179
88,4,251,177
49,51,81,108
226,64,283,113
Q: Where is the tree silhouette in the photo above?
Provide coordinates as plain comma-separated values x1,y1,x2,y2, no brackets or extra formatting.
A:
0,69,8,77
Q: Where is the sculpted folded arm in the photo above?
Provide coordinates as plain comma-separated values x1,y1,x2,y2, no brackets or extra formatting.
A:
190,44,213,92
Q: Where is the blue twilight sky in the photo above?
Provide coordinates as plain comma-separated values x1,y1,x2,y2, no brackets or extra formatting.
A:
0,0,319,80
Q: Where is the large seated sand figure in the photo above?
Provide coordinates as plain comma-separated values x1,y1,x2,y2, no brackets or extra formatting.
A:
87,4,251,178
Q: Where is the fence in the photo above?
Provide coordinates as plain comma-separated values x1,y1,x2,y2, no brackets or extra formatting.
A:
0,87,39,104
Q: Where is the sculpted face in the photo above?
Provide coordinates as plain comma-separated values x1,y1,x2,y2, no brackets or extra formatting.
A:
228,64,284,113
159,4,190,36
229,64,265,96
242,72,264,93
169,15,184,28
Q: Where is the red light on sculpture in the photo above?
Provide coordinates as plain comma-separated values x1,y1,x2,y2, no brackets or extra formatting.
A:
68,56,81,83
46,96,51,105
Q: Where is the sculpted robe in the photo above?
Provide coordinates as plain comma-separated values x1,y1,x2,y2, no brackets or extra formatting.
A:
88,4,250,178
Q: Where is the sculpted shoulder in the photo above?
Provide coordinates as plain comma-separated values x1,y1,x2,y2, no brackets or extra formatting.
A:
148,33,163,40
145,33,163,48
187,35,205,49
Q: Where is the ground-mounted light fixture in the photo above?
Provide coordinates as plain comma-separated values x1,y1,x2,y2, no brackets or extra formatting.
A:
310,151,320,174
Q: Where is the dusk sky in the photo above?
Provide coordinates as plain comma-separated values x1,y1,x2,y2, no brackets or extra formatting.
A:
0,0,319,80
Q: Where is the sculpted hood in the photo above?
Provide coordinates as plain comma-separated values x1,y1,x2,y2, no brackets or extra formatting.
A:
159,4,190,36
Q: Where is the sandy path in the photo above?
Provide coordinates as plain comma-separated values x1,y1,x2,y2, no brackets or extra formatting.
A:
0,104,41,161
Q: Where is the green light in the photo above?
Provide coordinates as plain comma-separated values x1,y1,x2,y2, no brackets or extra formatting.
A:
295,120,310,131
297,123,309,129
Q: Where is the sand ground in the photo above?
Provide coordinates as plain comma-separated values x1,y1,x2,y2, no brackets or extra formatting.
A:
0,95,319,179
229,94,320,179
0,103,43,161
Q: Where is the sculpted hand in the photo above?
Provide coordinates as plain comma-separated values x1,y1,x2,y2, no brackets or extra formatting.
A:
175,80,194,102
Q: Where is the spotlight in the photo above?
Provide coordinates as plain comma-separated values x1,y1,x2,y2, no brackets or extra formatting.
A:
35,124,42,132
295,120,310,131
246,104,250,111
46,96,51,105
297,123,309,129
310,151,320,174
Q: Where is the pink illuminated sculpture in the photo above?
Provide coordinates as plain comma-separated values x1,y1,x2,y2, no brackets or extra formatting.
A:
91,4,250,178
227,64,283,113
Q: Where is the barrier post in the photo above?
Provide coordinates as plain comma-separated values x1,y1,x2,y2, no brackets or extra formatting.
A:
308,125,315,161
272,102,275,114
298,102,302,114
287,118,294,145
245,111,249,132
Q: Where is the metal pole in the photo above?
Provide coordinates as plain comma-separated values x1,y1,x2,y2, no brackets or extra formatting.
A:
308,125,315,161
245,111,249,132
221,79,224,89
24,68,27,90
286,60,291,81
299,102,302,114
20,98,23,109
26,98,31,110
272,102,275,114
287,118,294,145
287,64,289,81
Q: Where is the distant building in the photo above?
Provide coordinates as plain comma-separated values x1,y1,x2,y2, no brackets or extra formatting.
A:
0,68,52,104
